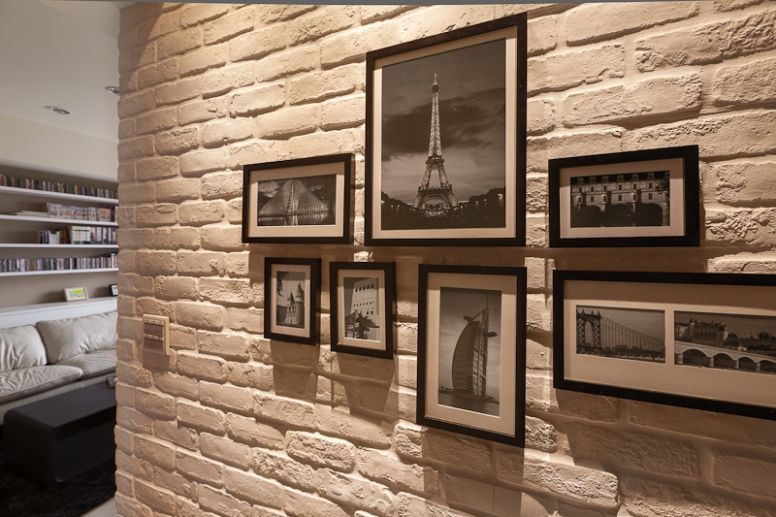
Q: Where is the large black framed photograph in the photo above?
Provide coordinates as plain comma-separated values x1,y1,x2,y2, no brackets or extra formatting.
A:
418,264,526,446
554,270,776,420
242,154,353,244
548,146,699,247
365,14,527,246
264,257,321,345
330,262,395,359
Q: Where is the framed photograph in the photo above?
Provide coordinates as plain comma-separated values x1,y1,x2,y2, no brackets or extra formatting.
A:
264,257,321,345
418,264,526,446
549,145,699,247
365,14,527,246
330,262,395,359
64,287,88,302
242,154,353,244
109,283,119,297
554,270,776,420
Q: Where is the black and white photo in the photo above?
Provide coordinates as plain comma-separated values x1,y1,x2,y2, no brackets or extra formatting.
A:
366,15,526,245
549,146,699,247
554,271,776,421
675,311,776,375
330,262,395,359
265,257,320,345
243,155,353,244
418,264,526,446
576,305,665,363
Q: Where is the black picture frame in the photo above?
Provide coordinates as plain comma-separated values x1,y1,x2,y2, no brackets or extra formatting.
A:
365,14,527,247
242,154,353,244
553,270,776,421
264,257,321,346
418,264,526,446
329,262,396,359
548,145,699,247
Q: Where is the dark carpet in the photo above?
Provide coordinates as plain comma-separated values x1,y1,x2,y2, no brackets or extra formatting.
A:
0,435,116,517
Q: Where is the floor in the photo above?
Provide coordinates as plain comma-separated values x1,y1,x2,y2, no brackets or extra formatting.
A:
82,497,116,516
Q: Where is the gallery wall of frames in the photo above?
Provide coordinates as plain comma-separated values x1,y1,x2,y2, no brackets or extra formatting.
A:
116,2,776,516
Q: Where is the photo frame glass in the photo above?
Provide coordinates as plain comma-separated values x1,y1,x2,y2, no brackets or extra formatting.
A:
266,259,320,344
367,17,526,244
331,262,395,358
557,273,776,418
64,287,88,302
243,155,351,243
420,266,525,445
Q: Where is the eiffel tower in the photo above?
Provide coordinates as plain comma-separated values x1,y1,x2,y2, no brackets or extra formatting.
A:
414,74,457,216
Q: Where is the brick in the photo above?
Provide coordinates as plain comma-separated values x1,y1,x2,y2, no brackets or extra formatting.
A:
284,489,350,517
713,56,776,107
114,492,152,517
178,200,226,226
135,388,177,421
177,450,224,486
178,97,228,125
285,431,356,471
177,399,226,434
356,449,439,496
420,428,493,474
525,415,556,452
134,479,177,514
227,362,273,390
115,426,134,454
252,448,319,493
320,23,399,69
119,90,156,118
397,5,498,42
180,148,228,176
137,10,181,41
394,492,470,517
153,466,196,499
715,0,765,10
200,62,255,99
229,84,285,116
201,224,245,251
321,95,365,130
181,4,230,27
137,59,179,89
226,413,284,449
257,104,320,139
200,380,253,416
289,63,364,105
315,406,391,448
200,432,253,470
155,77,200,105
623,110,776,160
255,47,319,82
527,15,557,56
136,250,177,275
636,10,776,72
135,159,177,185
287,7,358,45
528,44,624,94
202,171,242,200
134,204,178,228
230,26,287,62
565,2,699,45
198,330,250,361
119,136,155,161
527,99,554,136
199,277,254,306
204,8,254,45
316,469,395,516
137,108,177,135
180,43,228,77
119,183,155,204
154,227,200,251
135,435,176,471
198,484,253,517
202,118,255,147
177,251,226,276
155,177,201,202
176,352,228,383
443,474,546,517
175,301,225,330
563,73,702,127
118,119,135,139
156,127,199,156
154,371,199,399
223,467,283,509
714,453,776,498
712,160,776,206
257,5,316,24
359,5,415,23
157,28,201,59
254,392,316,428
170,324,197,350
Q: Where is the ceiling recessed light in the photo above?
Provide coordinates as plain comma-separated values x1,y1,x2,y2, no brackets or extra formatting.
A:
105,86,120,95
44,105,70,115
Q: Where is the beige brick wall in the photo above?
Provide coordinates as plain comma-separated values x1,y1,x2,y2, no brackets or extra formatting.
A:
115,2,776,516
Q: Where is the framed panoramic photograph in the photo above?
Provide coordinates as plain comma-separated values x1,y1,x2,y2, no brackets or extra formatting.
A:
330,262,396,359
264,257,321,345
548,145,699,247
365,14,527,246
242,154,353,244
418,264,526,446
554,270,776,420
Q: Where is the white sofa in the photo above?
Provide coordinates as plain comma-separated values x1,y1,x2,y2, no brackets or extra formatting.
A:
0,298,118,421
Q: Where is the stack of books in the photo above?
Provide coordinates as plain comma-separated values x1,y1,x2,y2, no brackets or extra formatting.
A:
0,174,117,199
38,227,117,245
0,254,118,273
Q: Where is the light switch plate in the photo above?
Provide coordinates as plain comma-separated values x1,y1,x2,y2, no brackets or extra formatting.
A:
143,314,170,355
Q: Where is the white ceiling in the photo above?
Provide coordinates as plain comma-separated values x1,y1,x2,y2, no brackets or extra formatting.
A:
0,0,122,142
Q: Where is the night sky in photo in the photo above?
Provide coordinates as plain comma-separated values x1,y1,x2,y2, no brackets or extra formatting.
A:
381,39,506,204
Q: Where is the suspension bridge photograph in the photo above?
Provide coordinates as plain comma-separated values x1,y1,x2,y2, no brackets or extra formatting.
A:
576,305,665,363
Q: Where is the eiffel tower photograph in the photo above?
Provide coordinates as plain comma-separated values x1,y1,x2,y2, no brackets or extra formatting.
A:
377,38,509,232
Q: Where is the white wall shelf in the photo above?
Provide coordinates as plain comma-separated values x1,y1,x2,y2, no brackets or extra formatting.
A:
0,268,118,278
0,186,118,205
0,214,118,227
0,244,118,249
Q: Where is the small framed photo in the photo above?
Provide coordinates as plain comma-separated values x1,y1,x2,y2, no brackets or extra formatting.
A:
418,264,526,446
242,154,353,244
64,287,88,302
109,283,119,297
330,262,395,359
365,14,527,246
548,145,699,247
554,270,776,420
264,258,321,345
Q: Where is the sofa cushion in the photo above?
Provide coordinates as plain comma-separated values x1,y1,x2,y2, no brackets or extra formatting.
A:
36,311,117,364
0,365,83,404
59,349,116,379
0,325,47,373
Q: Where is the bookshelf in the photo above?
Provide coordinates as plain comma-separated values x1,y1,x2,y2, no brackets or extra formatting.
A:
0,168,119,308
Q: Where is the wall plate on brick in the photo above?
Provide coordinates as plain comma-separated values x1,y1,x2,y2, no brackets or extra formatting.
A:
143,314,170,355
